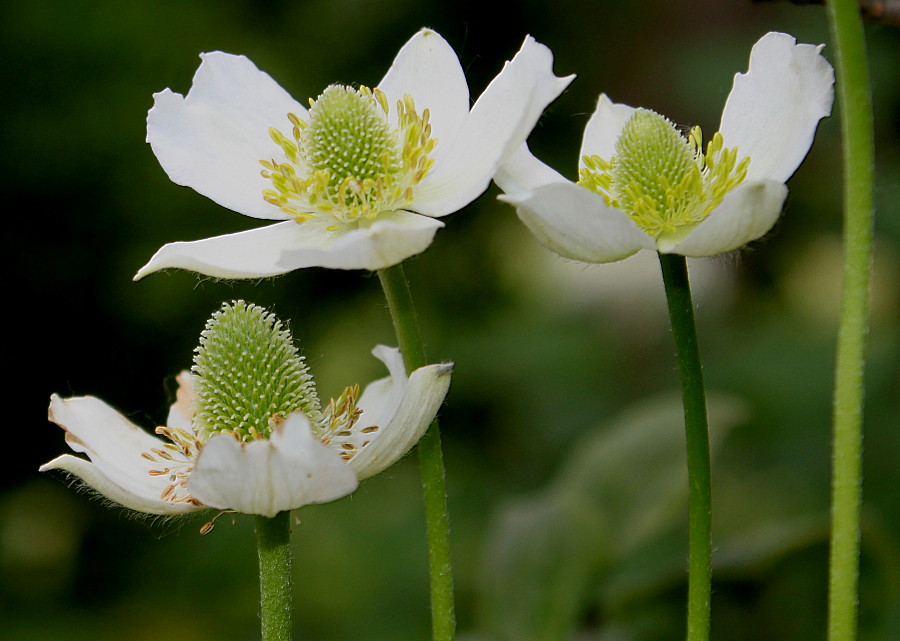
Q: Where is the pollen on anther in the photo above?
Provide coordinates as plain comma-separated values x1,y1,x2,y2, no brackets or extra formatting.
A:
577,108,750,238
259,84,436,227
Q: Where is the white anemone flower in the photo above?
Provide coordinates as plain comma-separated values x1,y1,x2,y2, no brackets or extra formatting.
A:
41,302,452,518
495,32,834,263
135,28,573,279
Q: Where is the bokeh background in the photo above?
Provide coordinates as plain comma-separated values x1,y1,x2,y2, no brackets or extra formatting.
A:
4,0,899,639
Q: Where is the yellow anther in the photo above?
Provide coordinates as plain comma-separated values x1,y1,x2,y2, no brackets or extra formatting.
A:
578,109,750,239
259,84,436,227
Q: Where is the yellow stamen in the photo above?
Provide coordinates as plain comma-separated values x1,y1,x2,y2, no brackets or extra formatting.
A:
578,109,750,241
260,84,437,227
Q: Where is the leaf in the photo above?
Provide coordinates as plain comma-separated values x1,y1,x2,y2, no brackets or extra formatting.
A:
478,490,605,641
475,393,745,641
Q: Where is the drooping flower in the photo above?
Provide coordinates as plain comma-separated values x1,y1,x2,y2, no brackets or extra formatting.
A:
495,32,834,262
135,29,573,279
40,301,452,518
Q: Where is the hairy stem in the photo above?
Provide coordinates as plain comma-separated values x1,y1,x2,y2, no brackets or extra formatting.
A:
658,253,712,641
256,512,293,641
825,1,875,640
378,263,455,641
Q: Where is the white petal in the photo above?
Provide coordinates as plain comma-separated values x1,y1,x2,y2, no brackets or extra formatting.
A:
135,221,303,280
499,182,654,263
166,371,195,431
353,346,410,429
134,213,443,279
349,346,453,480
666,180,788,256
40,454,199,515
277,211,444,271
148,52,304,221
188,414,358,517
413,37,574,217
378,28,469,149
493,143,569,196
579,94,636,163
718,32,834,183
46,395,165,489
41,395,200,514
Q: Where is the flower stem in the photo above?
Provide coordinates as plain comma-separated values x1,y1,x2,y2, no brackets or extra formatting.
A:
256,512,293,641
378,263,455,641
825,2,875,641
658,253,712,641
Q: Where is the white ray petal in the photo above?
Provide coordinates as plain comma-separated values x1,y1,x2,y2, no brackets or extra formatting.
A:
413,37,574,217
718,32,834,183
500,182,654,263
40,454,199,515
187,414,358,517
135,221,303,280
135,213,443,280
580,94,636,164
494,143,569,196
42,395,200,513
277,212,444,272
167,371,195,432
147,52,304,221
378,28,470,149
354,346,409,429
666,180,788,256
349,347,453,480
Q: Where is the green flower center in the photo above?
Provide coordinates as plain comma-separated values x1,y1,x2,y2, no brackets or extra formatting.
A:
260,84,437,228
143,301,378,504
578,108,750,245
191,301,322,441
305,85,400,187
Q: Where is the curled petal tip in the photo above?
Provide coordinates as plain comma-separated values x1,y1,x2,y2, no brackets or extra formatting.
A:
435,363,454,378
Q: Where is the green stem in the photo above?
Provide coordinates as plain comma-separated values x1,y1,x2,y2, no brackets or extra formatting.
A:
658,253,712,641
377,263,456,641
825,2,875,641
256,512,293,641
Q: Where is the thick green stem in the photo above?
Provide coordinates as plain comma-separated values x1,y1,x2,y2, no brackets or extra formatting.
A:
256,512,293,641
658,253,712,641
377,263,456,641
825,2,875,641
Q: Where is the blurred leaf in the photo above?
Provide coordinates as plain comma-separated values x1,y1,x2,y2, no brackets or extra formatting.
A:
476,394,745,641
554,394,743,557
479,491,605,641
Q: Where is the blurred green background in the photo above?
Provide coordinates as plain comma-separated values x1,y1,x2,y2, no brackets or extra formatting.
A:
4,0,899,639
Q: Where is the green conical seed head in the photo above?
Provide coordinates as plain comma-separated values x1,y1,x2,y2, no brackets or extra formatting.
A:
304,85,399,189
612,108,695,216
192,301,321,441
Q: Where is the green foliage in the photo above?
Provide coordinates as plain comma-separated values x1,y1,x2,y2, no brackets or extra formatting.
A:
9,0,899,640
476,395,743,641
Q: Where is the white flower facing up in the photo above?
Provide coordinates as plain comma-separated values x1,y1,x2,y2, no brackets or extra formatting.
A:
41,301,452,518
135,28,573,279
495,32,835,263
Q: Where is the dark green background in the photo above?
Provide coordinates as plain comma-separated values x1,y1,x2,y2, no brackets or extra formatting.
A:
4,1,899,639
